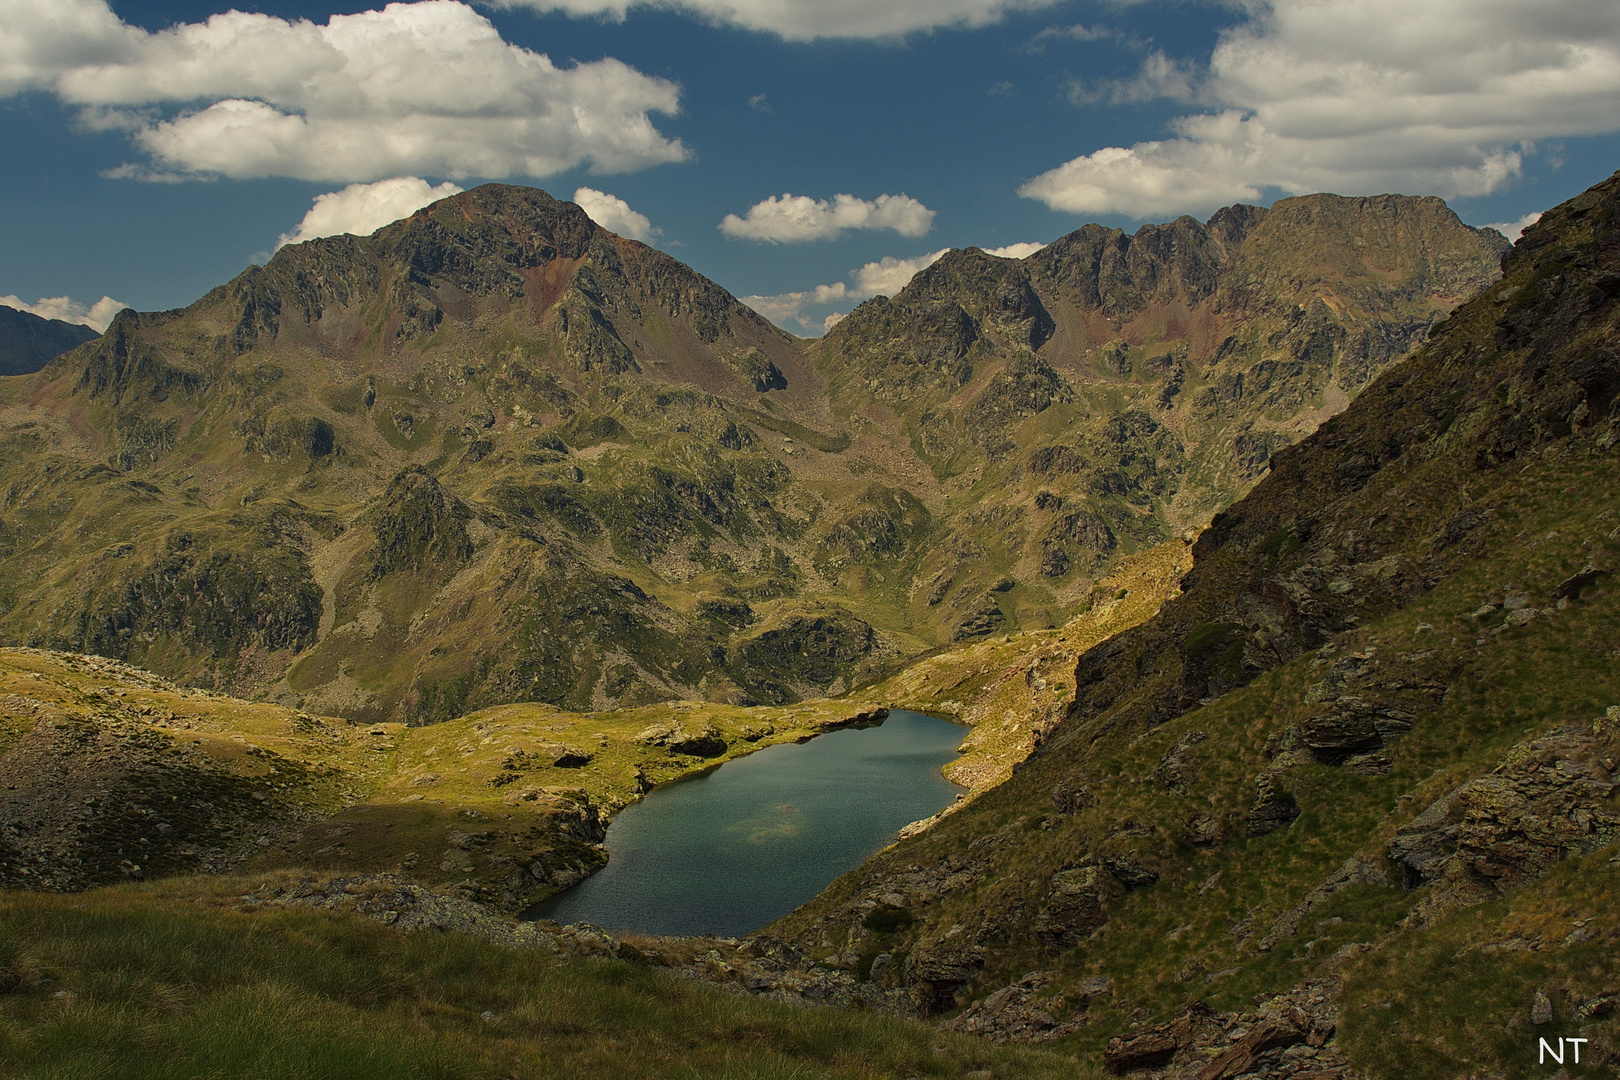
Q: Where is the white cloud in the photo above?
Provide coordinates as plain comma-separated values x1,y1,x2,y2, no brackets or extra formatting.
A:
982,241,1046,259
720,193,935,242
821,312,846,332
4,0,687,183
487,0,1063,41
1485,211,1542,243
742,247,954,331
739,282,849,324
1032,23,1116,44
277,177,463,250
1066,51,1200,105
572,186,658,241
1022,0,1620,218
850,249,951,296
0,293,127,332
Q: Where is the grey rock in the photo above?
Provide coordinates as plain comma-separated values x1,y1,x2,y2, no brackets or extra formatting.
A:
1532,990,1553,1025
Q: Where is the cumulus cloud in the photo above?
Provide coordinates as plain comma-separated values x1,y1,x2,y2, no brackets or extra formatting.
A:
1022,0,1620,218
4,0,687,182
744,246,966,331
850,249,951,296
487,0,1063,41
982,241,1046,259
739,281,849,324
1486,211,1543,243
572,187,658,241
720,193,935,242
277,176,463,249
1066,51,1200,105
0,293,127,332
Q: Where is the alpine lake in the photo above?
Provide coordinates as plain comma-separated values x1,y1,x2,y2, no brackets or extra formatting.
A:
531,710,967,937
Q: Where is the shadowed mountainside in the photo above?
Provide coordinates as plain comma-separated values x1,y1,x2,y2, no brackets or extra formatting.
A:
0,305,99,377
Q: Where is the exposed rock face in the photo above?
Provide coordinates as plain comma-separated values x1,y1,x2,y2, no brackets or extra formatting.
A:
635,721,728,757
941,970,1082,1043
1389,713,1620,922
1034,864,1120,948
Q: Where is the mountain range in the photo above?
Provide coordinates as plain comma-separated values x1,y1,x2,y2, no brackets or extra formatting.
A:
0,185,1505,725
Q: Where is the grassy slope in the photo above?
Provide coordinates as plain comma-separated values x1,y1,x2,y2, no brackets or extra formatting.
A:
0,877,1096,1080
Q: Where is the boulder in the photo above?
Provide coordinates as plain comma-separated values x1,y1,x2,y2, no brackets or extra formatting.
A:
635,722,728,758
1103,1030,1178,1074
1036,864,1121,948
904,940,984,1016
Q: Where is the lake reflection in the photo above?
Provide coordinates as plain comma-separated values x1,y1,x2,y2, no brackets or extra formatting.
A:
531,709,965,937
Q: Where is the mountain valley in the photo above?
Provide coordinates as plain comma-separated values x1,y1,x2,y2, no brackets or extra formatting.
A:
5,170,1618,1080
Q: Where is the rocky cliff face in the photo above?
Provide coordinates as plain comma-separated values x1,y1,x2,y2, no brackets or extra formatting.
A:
0,305,99,377
0,185,1504,723
769,172,1620,1079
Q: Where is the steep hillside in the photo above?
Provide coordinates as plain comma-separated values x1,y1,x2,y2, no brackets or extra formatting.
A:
770,173,1620,1079
0,186,1504,723
0,305,98,376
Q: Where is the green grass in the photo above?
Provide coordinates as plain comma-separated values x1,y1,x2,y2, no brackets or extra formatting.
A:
1337,848,1620,1080
0,881,1095,1080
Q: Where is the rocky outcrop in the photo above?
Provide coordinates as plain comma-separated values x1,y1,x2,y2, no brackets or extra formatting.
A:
635,721,728,757
1389,711,1620,923
243,872,568,950
940,970,1087,1043
1098,967,1353,1079
1035,864,1121,948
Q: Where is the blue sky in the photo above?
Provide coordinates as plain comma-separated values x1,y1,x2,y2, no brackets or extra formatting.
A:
3,0,1619,335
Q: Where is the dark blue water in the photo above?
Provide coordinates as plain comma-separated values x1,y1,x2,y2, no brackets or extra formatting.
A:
532,710,965,937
